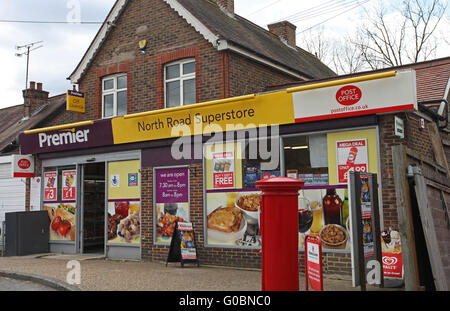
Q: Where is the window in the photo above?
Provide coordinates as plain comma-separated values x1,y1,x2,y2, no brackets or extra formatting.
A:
165,59,196,108
283,134,329,185
102,74,127,118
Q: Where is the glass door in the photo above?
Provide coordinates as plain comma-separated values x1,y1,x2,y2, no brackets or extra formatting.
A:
81,162,106,254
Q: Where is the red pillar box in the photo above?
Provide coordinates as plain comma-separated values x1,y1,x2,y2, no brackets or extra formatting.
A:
256,177,304,291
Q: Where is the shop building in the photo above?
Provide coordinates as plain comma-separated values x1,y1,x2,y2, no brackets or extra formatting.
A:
18,0,450,277
0,82,72,236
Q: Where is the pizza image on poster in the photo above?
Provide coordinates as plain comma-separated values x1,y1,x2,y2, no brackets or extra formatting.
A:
336,139,368,184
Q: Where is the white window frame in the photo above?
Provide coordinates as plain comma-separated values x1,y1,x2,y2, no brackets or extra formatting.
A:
164,59,196,108
102,73,127,118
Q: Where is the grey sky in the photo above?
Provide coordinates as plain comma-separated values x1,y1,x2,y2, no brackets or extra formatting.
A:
0,0,448,109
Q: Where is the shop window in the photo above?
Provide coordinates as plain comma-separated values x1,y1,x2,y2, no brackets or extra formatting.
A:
241,137,281,189
164,59,196,108
102,74,127,118
283,134,329,185
203,137,280,249
43,166,77,242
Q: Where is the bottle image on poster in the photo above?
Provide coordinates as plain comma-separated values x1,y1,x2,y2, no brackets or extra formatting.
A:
336,139,368,184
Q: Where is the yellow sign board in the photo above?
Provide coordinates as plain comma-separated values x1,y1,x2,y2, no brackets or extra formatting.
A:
66,90,85,113
111,91,295,145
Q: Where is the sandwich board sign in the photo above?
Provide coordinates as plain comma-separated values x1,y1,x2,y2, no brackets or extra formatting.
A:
166,222,199,267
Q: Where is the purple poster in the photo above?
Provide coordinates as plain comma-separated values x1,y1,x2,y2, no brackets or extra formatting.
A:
155,168,189,204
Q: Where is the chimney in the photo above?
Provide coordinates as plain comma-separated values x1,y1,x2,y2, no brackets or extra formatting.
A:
268,21,297,48
23,81,49,119
215,0,234,14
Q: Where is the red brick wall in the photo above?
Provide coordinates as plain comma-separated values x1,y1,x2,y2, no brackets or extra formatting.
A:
378,112,436,230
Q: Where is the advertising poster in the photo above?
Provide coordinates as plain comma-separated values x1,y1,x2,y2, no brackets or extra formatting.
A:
206,190,261,247
44,171,57,201
62,170,76,201
305,235,323,291
30,177,41,211
178,222,197,260
212,150,235,189
382,228,403,279
297,187,350,251
107,160,141,244
107,200,140,244
43,203,76,241
336,139,368,184
154,167,190,244
360,176,374,259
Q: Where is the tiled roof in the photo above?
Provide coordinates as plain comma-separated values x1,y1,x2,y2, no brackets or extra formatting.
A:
69,0,335,83
0,94,66,153
178,0,336,79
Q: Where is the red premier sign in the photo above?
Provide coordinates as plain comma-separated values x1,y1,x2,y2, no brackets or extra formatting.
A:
305,235,323,291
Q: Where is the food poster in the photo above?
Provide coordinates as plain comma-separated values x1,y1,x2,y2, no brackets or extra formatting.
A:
204,142,243,190
178,222,197,260
107,160,141,244
336,139,368,184
212,150,235,189
297,188,350,251
206,190,261,247
44,171,58,201
107,200,140,244
43,202,76,241
154,167,190,244
326,129,378,186
62,170,76,200
381,228,403,279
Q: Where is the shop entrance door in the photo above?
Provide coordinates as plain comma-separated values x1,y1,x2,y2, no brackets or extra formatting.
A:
81,162,105,254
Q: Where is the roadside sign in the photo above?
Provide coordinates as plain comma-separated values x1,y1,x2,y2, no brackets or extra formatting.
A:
305,234,323,291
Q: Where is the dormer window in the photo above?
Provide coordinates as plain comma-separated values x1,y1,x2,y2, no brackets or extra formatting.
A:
164,59,196,108
102,74,127,118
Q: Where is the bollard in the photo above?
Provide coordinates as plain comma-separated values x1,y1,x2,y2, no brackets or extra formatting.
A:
256,177,304,291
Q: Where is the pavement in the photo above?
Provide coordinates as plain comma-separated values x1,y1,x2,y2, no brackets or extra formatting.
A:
0,253,404,291
0,276,57,291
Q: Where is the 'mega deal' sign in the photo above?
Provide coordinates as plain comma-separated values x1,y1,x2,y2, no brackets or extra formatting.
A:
19,119,114,154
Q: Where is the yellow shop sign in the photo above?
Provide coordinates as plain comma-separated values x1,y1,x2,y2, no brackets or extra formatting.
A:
111,91,295,145
66,90,85,113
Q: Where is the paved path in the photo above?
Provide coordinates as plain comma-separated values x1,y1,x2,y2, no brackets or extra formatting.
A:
0,254,402,291
0,276,56,291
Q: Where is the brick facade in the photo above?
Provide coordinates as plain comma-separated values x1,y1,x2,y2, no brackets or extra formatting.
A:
22,0,448,278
